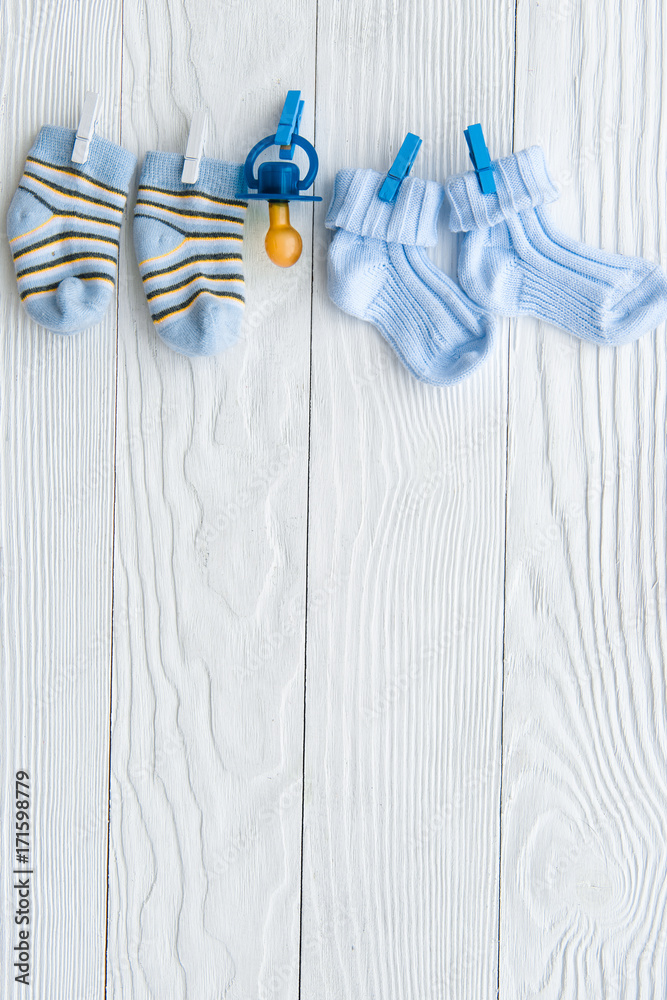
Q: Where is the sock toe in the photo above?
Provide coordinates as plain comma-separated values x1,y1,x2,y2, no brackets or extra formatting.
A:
23,276,113,335
58,275,103,308
602,264,667,345
424,309,496,385
156,293,243,357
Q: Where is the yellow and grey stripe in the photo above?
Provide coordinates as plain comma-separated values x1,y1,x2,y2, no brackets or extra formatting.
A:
137,183,246,210
135,185,247,327
11,155,127,302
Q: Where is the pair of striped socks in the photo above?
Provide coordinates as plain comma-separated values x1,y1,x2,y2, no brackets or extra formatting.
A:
7,125,247,357
326,146,667,386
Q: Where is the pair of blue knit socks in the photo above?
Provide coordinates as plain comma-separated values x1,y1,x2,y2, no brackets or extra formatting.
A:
7,125,247,357
326,146,667,386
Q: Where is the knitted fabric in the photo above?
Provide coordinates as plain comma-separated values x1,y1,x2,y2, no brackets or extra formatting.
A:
446,145,667,345
7,125,136,334
326,168,495,385
133,152,247,357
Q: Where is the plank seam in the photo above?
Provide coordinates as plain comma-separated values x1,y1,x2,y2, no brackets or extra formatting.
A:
496,3,520,997
297,0,320,996
104,2,125,994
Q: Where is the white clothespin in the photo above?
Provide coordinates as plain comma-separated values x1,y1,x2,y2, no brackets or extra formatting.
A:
71,91,100,164
181,112,208,184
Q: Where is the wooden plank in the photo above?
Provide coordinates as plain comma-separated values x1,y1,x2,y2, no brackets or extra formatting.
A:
106,1,315,997
300,1,515,996
502,0,667,994
0,1,123,997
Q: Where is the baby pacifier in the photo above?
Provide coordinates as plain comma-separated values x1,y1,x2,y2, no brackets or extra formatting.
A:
238,91,322,267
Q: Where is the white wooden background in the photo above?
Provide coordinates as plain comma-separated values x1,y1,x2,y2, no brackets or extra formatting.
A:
1,0,666,997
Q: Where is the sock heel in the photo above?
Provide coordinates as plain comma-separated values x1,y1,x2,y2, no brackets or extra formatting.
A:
327,230,388,319
7,188,54,241
459,225,521,315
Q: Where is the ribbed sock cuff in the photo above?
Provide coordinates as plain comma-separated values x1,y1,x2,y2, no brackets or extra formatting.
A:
445,145,559,232
325,168,444,246
139,151,246,202
28,125,137,192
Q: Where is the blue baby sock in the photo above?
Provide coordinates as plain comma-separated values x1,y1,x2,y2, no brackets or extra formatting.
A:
445,145,667,345
325,169,496,386
133,152,247,357
6,125,136,334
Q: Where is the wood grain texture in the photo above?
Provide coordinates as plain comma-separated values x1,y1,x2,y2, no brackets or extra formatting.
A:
502,0,667,995
5,0,667,995
0,2,123,997
106,1,315,997
300,1,515,996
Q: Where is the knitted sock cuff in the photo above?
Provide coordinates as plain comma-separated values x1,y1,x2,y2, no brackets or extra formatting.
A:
325,168,444,246
445,145,559,232
28,125,137,192
139,151,247,202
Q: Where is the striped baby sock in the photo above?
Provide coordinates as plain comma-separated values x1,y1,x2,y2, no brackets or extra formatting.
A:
133,152,247,357
325,169,496,385
445,145,667,345
6,125,136,334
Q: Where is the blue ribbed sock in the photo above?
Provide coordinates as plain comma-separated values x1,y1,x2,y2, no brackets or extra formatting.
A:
445,145,667,345
133,152,247,357
325,169,496,386
6,125,136,334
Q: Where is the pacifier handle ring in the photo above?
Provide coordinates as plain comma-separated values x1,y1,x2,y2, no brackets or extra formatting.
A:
244,133,319,192
244,135,275,189
292,135,318,190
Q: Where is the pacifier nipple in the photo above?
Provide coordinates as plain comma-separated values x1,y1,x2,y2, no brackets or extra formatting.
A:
265,201,302,267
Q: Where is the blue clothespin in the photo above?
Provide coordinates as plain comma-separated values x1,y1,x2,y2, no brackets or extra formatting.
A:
378,132,422,203
464,123,496,194
276,90,305,161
